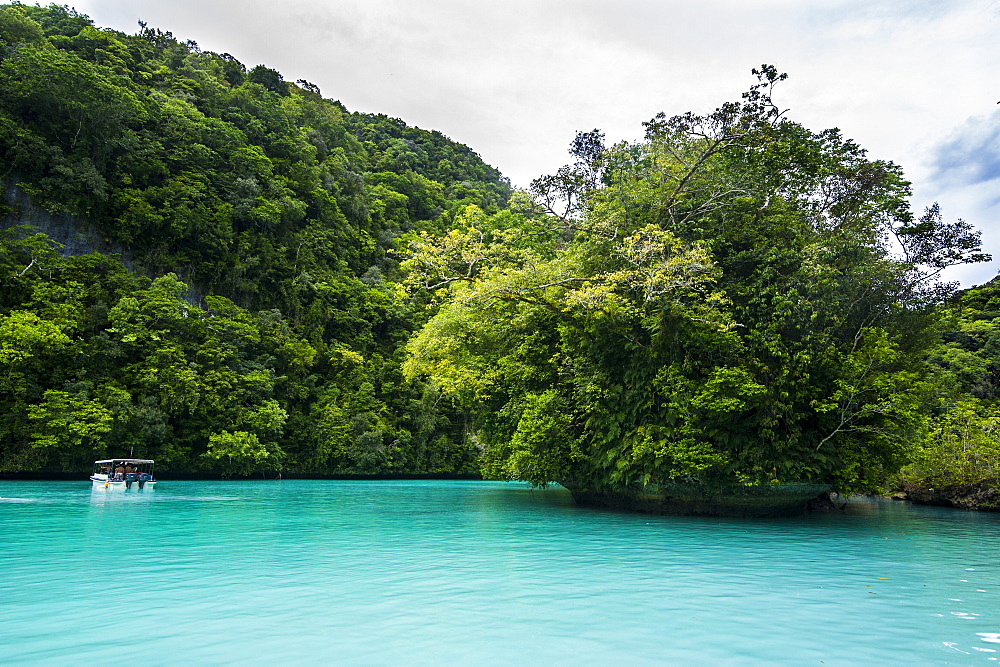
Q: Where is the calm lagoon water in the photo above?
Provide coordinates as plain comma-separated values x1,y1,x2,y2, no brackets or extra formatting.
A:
1,480,998,664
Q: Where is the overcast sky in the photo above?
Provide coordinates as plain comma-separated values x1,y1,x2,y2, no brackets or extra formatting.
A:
69,0,1000,285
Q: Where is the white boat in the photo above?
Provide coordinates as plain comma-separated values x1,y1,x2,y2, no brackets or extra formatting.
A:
91,459,157,490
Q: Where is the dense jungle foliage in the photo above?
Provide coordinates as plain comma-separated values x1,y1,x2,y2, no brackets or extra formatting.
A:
0,3,507,475
1,4,997,500
402,68,995,496
898,279,1000,500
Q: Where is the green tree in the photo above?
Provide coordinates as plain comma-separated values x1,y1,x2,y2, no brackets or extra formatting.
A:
27,389,113,465
0,5,44,47
204,430,281,477
898,279,1000,498
403,68,989,497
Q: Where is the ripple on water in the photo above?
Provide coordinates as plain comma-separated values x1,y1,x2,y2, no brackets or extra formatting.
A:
0,482,998,663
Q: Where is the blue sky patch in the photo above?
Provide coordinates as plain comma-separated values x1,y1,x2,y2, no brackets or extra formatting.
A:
932,109,1000,187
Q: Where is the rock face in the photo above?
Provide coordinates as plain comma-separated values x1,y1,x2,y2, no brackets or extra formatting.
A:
897,480,1000,512
1,182,121,259
804,491,847,512
2,181,207,305
565,482,832,518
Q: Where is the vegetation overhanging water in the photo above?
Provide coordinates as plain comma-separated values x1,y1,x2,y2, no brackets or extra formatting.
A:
0,4,997,506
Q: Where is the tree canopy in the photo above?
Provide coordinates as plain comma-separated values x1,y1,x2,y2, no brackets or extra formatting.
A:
0,5,993,505
403,67,990,496
0,3,504,475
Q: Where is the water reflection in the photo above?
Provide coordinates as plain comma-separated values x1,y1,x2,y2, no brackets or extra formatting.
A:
89,486,156,500
1,480,998,663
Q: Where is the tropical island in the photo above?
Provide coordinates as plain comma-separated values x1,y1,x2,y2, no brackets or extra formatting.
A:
1,3,997,514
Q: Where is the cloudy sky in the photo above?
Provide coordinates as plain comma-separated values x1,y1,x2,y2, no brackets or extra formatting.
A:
69,0,1000,285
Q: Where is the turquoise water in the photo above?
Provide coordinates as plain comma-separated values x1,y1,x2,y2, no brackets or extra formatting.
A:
1,480,998,664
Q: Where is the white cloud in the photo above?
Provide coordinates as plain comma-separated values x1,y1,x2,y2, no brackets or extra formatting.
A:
69,0,1000,284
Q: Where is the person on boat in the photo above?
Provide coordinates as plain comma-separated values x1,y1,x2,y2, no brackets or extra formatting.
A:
114,463,125,480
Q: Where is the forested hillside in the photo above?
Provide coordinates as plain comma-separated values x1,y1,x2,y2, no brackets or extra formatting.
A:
0,3,508,475
1,4,996,508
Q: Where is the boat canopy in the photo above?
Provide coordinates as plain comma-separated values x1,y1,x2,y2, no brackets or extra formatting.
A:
95,459,154,464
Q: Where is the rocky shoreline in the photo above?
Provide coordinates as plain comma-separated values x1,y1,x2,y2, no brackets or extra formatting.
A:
892,479,1000,512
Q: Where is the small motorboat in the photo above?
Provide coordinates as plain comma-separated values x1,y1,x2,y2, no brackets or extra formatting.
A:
91,459,156,490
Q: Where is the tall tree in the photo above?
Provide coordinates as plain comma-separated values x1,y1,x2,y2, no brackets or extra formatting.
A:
403,67,990,496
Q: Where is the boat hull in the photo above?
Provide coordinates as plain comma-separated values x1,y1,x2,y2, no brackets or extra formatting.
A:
91,477,156,490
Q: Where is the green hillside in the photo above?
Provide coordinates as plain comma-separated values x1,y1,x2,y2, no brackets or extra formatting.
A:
0,3,507,475
1,4,996,509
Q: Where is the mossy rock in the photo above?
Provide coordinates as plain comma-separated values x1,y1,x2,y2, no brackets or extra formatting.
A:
898,480,1000,512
